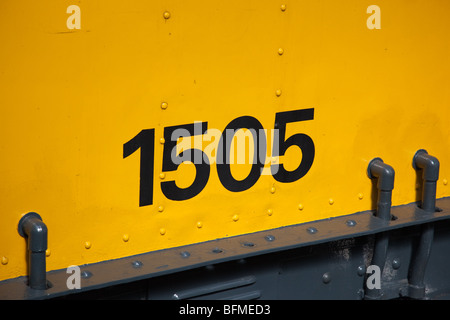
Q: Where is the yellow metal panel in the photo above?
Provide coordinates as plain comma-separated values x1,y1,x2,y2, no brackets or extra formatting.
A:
1,0,450,281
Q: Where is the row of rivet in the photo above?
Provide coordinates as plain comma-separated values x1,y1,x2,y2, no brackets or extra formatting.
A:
54,255,403,285
0,184,444,263
1,249,52,265
276,5,286,97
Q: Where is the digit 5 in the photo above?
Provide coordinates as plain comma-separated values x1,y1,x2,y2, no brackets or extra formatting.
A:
161,122,210,200
271,108,315,183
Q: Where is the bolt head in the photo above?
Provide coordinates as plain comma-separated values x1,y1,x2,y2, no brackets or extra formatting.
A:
322,272,331,284
357,265,366,276
392,258,401,269
307,227,318,234
346,219,357,227
131,261,143,268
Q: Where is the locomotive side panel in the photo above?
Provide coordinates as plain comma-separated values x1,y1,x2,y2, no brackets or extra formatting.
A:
1,0,449,283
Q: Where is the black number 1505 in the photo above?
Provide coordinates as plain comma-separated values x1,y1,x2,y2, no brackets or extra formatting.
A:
123,108,315,206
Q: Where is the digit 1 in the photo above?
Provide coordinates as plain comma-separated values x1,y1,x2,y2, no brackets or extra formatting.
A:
123,129,155,206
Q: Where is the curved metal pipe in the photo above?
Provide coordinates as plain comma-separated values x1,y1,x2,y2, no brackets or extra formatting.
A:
18,212,48,290
408,150,439,299
365,158,395,300
413,149,440,212
367,157,395,221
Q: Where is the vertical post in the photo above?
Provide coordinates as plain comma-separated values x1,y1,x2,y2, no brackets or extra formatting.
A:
408,150,439,299
18,212,48,290
365,158,395,300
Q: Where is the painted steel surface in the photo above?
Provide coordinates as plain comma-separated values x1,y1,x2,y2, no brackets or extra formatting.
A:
2,198,450,300
1,0,450,282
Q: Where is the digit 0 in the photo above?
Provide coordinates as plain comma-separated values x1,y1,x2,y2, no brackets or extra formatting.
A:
216,116,266,192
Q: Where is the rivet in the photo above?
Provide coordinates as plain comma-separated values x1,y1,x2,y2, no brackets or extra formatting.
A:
160,228,166,235
1,256,8,265
131,260,143,269
232,214,239,222
280,4,287,11
84,241,91,249
357,265,366,276
212,247,223,254
298,203,304,210
270,186,276,194
159,173,166,180
180,251,190,258
267,209,273,216
161,102,168,110
158,205,164,212
242,241,255,247
265,235,275,242
329,198,334,205
358,193,364,200
160,137,165,144
163,11,171,19
357,289,365,299
196,221,203,228
81,270,93,279
346,219,357,227
322,272,331,284
122,234,129,242
278,48,284,55
275,89,282,97
444,178,448,186
392,258,401,270
212,247,223,253
45,249,51,257
307,227,318,234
